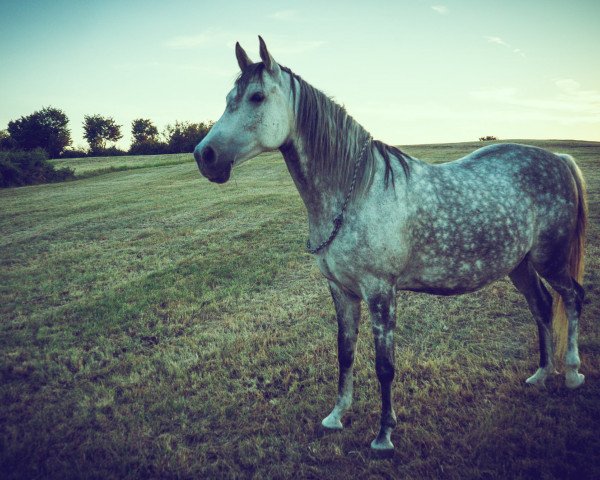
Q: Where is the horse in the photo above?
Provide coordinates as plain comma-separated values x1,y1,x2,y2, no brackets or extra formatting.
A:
193,36,588,455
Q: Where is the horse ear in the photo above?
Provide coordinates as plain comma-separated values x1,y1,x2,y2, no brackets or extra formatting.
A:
258,36,281,76
235,42,252,71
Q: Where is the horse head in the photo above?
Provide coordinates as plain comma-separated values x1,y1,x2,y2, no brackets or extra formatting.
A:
193,36,294,183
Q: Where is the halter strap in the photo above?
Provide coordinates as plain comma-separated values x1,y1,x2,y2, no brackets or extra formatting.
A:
306,136,372,255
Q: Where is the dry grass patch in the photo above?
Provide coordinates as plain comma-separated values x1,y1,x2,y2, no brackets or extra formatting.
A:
1,141,599,479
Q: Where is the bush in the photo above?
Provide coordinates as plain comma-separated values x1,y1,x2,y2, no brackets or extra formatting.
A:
164,121,213,154
91,146,128,157
479,136,498,141
0,149,74,188
129,140,169,156
60,148,88,159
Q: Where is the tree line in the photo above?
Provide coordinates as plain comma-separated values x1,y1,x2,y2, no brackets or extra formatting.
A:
0,106,213,159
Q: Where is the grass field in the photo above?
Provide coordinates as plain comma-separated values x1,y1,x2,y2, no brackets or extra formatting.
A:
1,140,599,479
50,153,193,177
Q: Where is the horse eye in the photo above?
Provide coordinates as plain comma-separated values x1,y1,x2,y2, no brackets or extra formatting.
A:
249,92,265,103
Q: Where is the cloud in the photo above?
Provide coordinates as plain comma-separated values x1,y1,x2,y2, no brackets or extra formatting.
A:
555,78,581,94
164,28,230,49
470,87,517,102
485,36,509,47
555,78,600,106
113,61,231,78
165,29,322,58
269,10,297,20
484,36,526,58
470,81,600,123
275,40,325,55
165,33,214,49
225,38,325,56
431,5,449,15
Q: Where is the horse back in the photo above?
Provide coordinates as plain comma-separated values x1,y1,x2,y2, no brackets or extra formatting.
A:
396,143,579,293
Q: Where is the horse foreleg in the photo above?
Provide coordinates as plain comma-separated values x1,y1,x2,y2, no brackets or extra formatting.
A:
367,291,397,455
321,282,361,430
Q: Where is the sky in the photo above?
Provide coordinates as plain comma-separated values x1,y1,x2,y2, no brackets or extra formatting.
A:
1,0,599,149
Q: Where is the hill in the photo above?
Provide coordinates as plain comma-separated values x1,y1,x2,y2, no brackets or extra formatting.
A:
1,140,599,479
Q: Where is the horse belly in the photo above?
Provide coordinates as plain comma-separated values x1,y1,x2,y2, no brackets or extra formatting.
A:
398,209,533,295
397,254,520,295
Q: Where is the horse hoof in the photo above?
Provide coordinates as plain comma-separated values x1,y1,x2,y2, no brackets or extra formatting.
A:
525,377,546,388
565,371,585,389
525,370,547,387
525,366,554,388
321,415,343,430
370,437,394,459
370,444,394,459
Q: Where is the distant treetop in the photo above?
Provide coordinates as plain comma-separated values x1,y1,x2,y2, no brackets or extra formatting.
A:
7,106,72,158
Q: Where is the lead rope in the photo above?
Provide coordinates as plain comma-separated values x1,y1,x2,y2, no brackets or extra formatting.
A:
306,136,372,255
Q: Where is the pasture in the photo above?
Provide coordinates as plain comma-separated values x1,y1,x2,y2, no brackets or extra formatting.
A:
1,140,599,479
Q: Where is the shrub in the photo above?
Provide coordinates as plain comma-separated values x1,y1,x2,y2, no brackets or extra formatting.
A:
164,121,213,154
0,149,74,188
479,135,498,141
60,148,88,159
7,107,72,158
91,146,128,157
129,140,169,156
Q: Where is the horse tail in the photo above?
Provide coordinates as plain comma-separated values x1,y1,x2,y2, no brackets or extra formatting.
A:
552,153,588,361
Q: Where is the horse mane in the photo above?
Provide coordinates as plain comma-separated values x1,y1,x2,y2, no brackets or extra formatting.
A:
235,62,410,197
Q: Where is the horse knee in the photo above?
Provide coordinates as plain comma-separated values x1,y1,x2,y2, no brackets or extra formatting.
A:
573,279,585,316
338,342,355,370
537,282,553,323
375,358,395,383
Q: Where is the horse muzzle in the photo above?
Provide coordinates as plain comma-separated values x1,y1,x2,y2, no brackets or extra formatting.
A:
193,144,233,184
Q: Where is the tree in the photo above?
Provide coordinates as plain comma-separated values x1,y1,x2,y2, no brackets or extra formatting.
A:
83,115,122,153
0,130,18,151
129,118,165,155
163,121,213,154
131,118,159,143
7,107,72,158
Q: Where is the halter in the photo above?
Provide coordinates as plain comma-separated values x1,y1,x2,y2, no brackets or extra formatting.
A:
306,136,372,254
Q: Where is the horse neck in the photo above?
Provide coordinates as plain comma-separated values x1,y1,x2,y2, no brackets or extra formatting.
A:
278,71,378,244
279,130,371,249
279,135,335,226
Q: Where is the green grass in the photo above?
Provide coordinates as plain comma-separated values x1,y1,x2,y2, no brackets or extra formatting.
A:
1,141,600,479
50,152,194,176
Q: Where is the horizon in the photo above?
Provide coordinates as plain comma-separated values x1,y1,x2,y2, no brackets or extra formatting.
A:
1,0,599,150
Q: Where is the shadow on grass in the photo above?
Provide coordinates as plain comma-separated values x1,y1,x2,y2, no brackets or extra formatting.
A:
467,373,600,480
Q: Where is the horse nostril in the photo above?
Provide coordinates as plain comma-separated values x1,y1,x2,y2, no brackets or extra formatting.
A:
193,146,202,163
202,146,216,165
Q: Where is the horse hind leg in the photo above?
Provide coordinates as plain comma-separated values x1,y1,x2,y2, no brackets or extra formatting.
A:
544,272,585,389
537,151,587,388
509,257,555,386
566,280,586,388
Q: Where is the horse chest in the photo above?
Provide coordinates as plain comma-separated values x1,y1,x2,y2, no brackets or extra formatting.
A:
316,233,409,294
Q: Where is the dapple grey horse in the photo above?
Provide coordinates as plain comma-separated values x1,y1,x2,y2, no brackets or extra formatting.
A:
193,37,587,455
